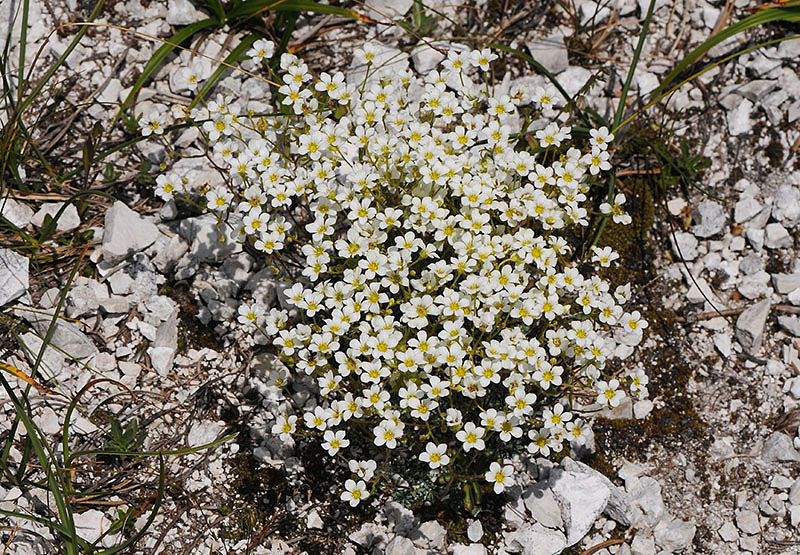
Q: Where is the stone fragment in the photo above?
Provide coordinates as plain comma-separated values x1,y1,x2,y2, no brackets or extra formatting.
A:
627,477,666,530
349,523,388,549
31,202,80,232
561,457,635,526
505,522,567,555
411,521,445,550
789,377,800,400
692,200,726,238
549,468,611,546
735,510,760,535
384,535,415,555
771,475,794,489
713,333,732,358
382,500,415,536
734,197,762,224
306,509,323,530
791,505,800,528
790,480,800,505
0,249,29,306
522,481,563,529
0,198,33,228
737,270,771,300
18,333,63,375
411,42,448,75
773,274,800,295
772,185,800,227
178,213,242,263
670,232,698,261
739,533,760,552
167,0,202,25
745,227,764,251
362,0,413,19
728,98,753,136
734,299,770,353
528,34,569,75
718,520,739,542
765,223,792,249
633,399,653,419
654,518,696,552
760,432,800,463
779,316,800,337
739,254,763,276
467,520,483,542
450,544,487,555
790,288,800,306
73,510,113,545
630,534,655,555
102,201,160,264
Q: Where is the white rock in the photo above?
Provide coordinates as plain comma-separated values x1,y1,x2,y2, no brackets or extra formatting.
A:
178,213,242,263
791,505,800,528
411,42,448,75
36,406,61,435
522,481,563,529
761,432,800,463
778,315,800,337
578,1,610,25
773,273,800,294
734,299,770,353
666,198,686,216
385,535,415,555
18,332,64,375
727,98,753,136
148,346,175,376
31,202,81,232
167,0,203,25
362,0,413,19
627,476,666,530
450,544,487,555
713,333,732,358
559,66,592,98
549,468,611,546
528,33,569,75
739,254,763,276
102,201,160,264
692,200,726,238
0,198,34,228
630,534,655,555
765,222,792,249
734,196,762,224
789,377,800,400
734,509,760,535
505,522,566,555
718,520,739,543
633,399,653,419
187,421,224,447
654,518,696,552
0,249,29,306
466,519,483,542
306,509,323,530
790,288,800,306
411,521,445,550
670,232,698,261
73,509,114,545
772,185,800,228
745,227,764,251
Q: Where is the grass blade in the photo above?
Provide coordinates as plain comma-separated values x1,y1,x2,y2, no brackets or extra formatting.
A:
652,2,800,99
226,0,369,21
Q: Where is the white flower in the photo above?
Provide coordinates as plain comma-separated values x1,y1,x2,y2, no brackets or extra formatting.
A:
340,479,369,507
485,461,513,494
456,422,485,452
321,429,349,456
419,442,450,469
248,39,275,62
139,111,166,136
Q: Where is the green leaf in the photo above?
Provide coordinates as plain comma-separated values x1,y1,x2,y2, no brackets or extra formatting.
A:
203,0,227,23
653,3,800,99
226,0,365,22
113,18,219,129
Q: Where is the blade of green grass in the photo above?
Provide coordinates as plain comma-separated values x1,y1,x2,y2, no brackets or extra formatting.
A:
652,2,800,99
226,0,366,21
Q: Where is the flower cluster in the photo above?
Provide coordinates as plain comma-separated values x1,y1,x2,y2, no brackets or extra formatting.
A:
148,39,648,505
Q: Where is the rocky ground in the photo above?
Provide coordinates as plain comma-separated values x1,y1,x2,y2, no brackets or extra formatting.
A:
1,0,800,554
